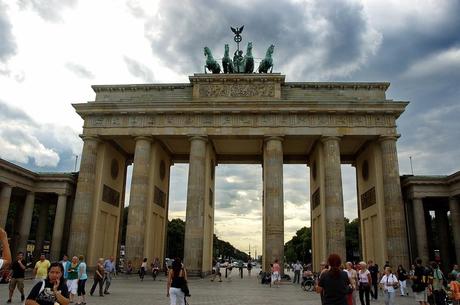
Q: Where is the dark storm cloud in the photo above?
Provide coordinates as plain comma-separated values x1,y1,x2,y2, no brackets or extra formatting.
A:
142,0,379,79
0,1,17,62
18,0,77,22
65,62,95,79
123,56,154,82
0,100,81,170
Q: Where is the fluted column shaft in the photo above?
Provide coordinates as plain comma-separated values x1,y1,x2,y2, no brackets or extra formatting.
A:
50,194,68,261
17,192,35,254
184,136,207,275
262,137,284,272
125,137,152,268
68,136,99,256
33,201,49,258
0,185,12,229
435,209,451,267
321,136,346,259
380,136,409,267
412,198,429,263
449,197,460,264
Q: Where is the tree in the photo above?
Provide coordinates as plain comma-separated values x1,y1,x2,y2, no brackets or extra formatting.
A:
166,218,185,259
345,218,360,262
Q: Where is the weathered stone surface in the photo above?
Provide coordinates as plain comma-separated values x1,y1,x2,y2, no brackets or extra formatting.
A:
50,194,67,261
0,184,12,229
17,192,35,254
412,198,429,263
450,197,460,265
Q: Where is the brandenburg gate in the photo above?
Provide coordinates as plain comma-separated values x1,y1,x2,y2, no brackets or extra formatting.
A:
68,73,409,276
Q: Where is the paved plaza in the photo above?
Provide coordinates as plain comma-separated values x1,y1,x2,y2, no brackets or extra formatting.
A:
1,269,418,305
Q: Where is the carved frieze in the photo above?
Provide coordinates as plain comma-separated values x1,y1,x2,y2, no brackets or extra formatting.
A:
198,83,275,98
84,113,395,129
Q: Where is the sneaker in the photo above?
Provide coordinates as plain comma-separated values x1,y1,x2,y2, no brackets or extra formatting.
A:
21,294,25,301
7,300,11,303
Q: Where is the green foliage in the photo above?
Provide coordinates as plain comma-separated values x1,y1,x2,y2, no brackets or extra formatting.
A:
284,226,312,263
284,218,361,264
213,234,249,261
166,218,185,259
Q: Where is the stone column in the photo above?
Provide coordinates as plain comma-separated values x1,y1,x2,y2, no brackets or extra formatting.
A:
0,184,13,229
262,136,284,272
184,136,207,276
449,197,460,265
125,136,152,268
435,209,451,268
412,197,429,263
33,201,49,259
321,136,346,259
379,136,409,267
17,192,35,254
68,136,99,256
50,194,67,261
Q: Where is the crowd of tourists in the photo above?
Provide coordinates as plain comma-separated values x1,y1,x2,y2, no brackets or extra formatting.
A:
307,255,460,305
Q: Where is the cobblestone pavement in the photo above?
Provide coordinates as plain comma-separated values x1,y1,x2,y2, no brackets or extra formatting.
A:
1,269,417,305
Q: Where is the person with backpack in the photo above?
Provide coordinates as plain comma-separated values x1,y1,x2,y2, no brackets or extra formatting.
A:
411,258,429,305
431,262,447,305
25,262,70,305
380,266,399,305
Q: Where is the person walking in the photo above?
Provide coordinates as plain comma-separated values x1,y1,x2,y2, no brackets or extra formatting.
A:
380,266,398,305
103,256,115,294
25,262,70,305
271,259,281,288
60,255,71,281
33,254,51,283
396,265,408,296
151,257,160,281
167,258,188,305
316,253,350,305
90,258,105,297
358,261,372,305
345,262,358,305
367,260,379,300
77,255,87,305
431,262,447,305
139,258,147,281
247,260,252,277
210,259,222,282
7,251,26,303
293,260,302,284
67,256,79,303
411,258,429,305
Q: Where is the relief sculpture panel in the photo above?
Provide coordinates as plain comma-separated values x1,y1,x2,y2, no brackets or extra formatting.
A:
198,83,275,98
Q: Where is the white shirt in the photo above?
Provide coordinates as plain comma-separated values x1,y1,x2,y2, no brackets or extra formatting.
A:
294,263,302,271
359,269,370,283
0,258,3,269
380,274,398,292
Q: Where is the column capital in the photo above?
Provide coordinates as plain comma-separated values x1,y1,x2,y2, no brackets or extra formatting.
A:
378,135,400,142
320,135,342,143
188,135,208,143
264,136,284,143
79,135,100,142
133,135,154,142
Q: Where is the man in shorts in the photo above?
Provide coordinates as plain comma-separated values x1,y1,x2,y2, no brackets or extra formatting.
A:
7,252,26,303
411,258,429,305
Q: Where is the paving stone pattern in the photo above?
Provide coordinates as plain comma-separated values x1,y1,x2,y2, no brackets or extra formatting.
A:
1,269,417,305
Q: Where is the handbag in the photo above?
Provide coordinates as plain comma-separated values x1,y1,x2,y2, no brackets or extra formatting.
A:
179,277,191,297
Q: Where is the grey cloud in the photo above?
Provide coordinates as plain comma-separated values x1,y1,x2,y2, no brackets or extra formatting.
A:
0,100,82,171
65,62,95,79
123,56,154,82
0,1,17,61
126,0,146,18
143,0,379,79
18,0,77,22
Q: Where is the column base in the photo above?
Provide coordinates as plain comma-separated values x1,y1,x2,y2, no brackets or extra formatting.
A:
186,269,212,278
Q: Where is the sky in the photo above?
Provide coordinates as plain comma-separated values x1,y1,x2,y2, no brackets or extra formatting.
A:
1,0,459,255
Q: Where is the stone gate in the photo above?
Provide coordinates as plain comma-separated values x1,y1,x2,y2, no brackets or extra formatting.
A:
68,73,409,276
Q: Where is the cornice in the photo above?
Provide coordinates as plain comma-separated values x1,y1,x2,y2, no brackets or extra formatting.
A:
189,73,285,84
285,82,390,91
92,83,190,93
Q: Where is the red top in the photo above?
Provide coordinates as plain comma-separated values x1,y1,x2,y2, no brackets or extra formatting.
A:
272,263,280,273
